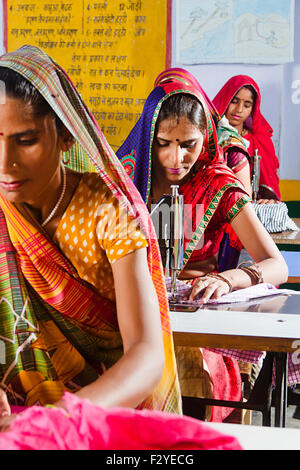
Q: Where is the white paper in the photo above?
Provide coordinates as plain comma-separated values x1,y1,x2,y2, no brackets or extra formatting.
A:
166,279,298,305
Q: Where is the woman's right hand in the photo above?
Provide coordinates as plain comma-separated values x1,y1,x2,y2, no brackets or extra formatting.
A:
0,388,11,419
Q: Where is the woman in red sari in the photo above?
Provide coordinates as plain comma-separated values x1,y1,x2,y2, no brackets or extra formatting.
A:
117,68,287,421
213,75,281,203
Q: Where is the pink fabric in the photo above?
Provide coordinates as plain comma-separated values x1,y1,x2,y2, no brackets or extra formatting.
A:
11,406,27,414
0,393,242,450
202,350,242,422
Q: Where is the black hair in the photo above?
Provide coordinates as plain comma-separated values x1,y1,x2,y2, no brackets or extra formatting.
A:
240,84,256,108
155,93,208,135
0,67,62,129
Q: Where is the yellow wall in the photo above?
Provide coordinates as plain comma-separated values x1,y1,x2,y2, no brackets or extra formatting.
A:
6,0,169,151
279,180,300,201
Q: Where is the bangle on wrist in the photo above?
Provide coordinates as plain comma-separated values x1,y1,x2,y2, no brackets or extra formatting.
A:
206,272,233,293
238,262,263,285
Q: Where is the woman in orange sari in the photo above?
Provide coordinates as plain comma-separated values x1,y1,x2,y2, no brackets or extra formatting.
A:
0,46,181,429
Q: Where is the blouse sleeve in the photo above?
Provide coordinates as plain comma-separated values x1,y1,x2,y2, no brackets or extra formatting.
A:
95,190,148,265
213,187,251,225
226,148,249,173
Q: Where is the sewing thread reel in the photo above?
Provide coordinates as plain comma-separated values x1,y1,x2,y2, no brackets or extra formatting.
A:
169,185,184,302
252,149,261,202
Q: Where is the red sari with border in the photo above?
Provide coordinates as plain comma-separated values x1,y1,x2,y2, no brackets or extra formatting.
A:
213,74,281,200
117,68,251,421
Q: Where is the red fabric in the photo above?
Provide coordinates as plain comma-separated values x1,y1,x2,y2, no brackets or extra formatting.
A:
202,350,242,422
181,169,245,263
226,150,249,174
155,73,244,421
213,75,281,200
0,393,243,450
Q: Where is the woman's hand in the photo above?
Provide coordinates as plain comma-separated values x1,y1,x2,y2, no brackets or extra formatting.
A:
0,388,15,432
0,414,17,432
75,248,165,409
188,274,231,303
0,388,10,418
256,198,280,204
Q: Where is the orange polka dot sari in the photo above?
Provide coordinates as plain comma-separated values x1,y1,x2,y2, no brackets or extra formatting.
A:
0,46,181,413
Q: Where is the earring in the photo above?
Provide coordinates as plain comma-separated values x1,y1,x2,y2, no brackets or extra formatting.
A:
62,150,70,165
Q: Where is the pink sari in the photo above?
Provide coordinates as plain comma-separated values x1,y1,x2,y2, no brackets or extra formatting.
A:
1,393,242,450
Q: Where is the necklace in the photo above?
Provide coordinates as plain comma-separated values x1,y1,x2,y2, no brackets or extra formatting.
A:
41,165,67,227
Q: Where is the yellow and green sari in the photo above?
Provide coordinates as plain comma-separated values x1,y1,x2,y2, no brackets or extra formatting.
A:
0,45,181,413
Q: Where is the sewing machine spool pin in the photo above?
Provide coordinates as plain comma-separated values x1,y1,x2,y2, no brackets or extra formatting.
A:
252,149,261,202
149,185,184,305
169,185,184,303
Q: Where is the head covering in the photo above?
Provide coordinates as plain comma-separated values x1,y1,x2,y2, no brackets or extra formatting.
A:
0,46,181,413
116,67,248,270
213,75,281,200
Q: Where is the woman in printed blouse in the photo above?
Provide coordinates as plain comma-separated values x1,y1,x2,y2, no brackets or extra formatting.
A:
116,68,287,421
213,75,281,204
0,46,181,430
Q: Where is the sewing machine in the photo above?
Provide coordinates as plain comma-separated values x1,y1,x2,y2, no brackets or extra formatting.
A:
150,185,184,304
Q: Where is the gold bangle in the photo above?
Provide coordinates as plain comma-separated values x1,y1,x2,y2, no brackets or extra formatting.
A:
206,273,233,293
239,263,263,285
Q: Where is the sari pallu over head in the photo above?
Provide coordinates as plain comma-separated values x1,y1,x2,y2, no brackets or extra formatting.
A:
116,68,249,271
0,45,181,413
213,75,281,200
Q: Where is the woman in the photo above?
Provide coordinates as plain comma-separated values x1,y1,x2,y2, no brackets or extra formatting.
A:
116,68,288,421
0,46,182,428
213,75,281,203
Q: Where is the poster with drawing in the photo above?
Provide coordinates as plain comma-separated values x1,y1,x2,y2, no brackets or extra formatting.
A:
176,0,294,64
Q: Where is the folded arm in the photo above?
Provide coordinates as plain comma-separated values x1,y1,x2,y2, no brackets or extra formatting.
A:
189,203,288,301
74,247,165,409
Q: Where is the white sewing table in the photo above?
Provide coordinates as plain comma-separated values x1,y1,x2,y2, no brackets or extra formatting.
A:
170,292,300,427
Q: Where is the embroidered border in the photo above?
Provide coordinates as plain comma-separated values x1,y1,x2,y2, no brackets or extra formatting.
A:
182,183,241,269
226,196,251,223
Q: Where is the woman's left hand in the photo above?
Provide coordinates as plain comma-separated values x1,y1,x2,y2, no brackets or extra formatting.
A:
188,275,231,303
0,414,17,432
256,198,280,205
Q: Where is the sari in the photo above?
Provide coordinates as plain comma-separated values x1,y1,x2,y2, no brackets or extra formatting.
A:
117,68,251,421
217,116,250,175
0,46,181,414
0,392,243,450
116,67,251,273
213,75,281,200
